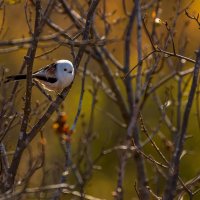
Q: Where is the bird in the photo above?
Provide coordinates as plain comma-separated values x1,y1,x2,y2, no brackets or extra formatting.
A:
5,60,75,93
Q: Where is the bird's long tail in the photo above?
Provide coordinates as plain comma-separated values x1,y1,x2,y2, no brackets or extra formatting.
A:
5,74,27,83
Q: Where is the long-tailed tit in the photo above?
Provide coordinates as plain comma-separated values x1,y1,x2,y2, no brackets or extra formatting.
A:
5,60,75,93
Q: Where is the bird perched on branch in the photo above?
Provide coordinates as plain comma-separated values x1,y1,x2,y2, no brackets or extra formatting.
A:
5,60,75,93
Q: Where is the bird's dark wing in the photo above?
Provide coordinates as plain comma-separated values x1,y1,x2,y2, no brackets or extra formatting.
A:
33,62,57,78
32,74,57,83
33,62,57,83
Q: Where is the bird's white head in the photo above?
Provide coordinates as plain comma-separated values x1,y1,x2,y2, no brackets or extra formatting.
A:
56,60,75,88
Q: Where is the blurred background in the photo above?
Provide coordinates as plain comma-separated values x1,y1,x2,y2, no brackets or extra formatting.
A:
0,0,200,199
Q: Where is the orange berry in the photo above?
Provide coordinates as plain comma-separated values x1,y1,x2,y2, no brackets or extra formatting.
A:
62,124,69,133
52,122,59,129
39,137,47,145
60,112,68,122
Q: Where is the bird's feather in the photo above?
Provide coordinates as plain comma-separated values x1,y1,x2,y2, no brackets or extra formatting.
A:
5,74,27,83
32,74,57,83
34,63,57,78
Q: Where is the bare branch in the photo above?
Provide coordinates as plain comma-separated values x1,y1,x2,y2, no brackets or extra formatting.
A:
185,9,200,28
163,49,200,199
4,0,42,191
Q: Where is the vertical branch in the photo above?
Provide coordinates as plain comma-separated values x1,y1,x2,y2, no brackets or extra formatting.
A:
52,142,72,200
126,1,149,199
114,154,127,200
163,49,200,200
135,0,143,102
21,1,41,139
3,0,42,191
71,55,90,131
176,76,183,139
123,5,135,110
131,125,149,199
196,83,200,129
0,143,9,182
74,0,100,70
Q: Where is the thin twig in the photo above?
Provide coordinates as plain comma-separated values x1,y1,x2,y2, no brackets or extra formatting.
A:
163,49,200,200
185,9,200,28
71,54,90,131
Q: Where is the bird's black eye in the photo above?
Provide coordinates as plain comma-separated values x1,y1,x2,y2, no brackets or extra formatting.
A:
64,68,67,71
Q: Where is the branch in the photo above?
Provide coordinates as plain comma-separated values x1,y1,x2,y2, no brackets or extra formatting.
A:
163,49,200,199
185,9,200,28
0,183,105,200
123,4,135,109
73,0,100,70
2,0,100,193
27,0,100,152
71,55,90,131
135,0,143,101
3,0,42,191
124,18,196,79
